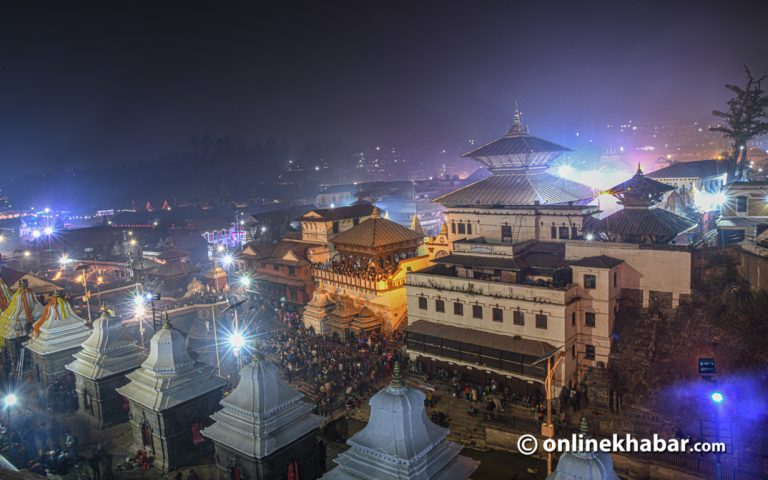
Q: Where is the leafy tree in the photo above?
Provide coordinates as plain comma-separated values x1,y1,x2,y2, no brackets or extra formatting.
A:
710,66,768,182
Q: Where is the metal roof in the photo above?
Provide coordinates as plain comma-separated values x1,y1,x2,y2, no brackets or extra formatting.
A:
434,254,526,270
462,134,571,158
598,207,697,237
647,160,727,180
433,172,595,207
331,208,423,249
604,167,676,198
300,203,375,222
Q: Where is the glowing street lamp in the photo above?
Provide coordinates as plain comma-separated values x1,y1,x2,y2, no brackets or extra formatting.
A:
221,253,234,268
32,230,41,239
43,226,54,236
3,394,17,408
585,233,595,241
238,274,252,289
711,391,724,403
216,244,225,253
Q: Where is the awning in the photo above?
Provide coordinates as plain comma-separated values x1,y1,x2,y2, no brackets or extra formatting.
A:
406,320,555,358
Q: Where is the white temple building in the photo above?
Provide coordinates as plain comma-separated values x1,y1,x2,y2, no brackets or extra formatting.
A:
204,353,323,479
117,314,226,470
323,362,478,480
25,293,91,386
66,307,145,428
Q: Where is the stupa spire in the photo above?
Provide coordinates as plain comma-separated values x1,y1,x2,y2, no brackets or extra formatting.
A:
390,361,404,389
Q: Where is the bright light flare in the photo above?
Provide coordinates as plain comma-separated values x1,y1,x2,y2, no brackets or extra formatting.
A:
43,226,54,236
221,253,234,267
238,274,252,288
557,164,575,179
711,392,724,403
4,394,17,408
694,189,727,212
229,331,246,350
59,255,71,266
32,230,40,239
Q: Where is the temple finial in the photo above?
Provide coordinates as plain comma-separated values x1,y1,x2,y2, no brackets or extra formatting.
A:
507,101,529,136
162,311,172,330
371,206,381,219
390,361,405,389
410,214,424,236
636,162,643,174
579,417,591,437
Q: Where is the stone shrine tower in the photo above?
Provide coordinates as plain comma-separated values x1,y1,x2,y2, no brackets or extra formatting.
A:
25,293,91,387
66,307,145,428
547,418,620,480
204,354,323,479
323,363,478,479
117,315,226,470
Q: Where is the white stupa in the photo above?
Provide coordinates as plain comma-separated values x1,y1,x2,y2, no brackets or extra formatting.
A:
323,362,478,480
547,418,620,480
25,293,91,385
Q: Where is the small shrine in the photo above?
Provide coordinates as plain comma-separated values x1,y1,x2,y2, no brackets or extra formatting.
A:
204,354,323,479
323,363,478,479
305,207,430,337
25,293,91,387
547,418,620,480
205,266,228,292
66,307,145,428
594,165,697,244
0,281,45,366
117,314,226,470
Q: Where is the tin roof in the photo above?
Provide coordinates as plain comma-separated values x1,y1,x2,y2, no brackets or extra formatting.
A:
331,208,423,249
647,159,727,180
598,207,697,237
433,172,595,207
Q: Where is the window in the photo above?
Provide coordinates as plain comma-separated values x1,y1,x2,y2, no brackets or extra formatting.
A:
454,302,463,316
418,297,428,310
501,225,512,242
584,274,597,289
191,420,204,446
273,264,280,272
353,217,360,226
572,345,576,359
435,299,445,312
535,314,548,329
451,223,456,234
467,223,473,234
571,312,576,326
492,308,503,322
288,266,296,277
585,344,596,360
458,223,466,234
737,196,748,213
472,305,483,319
613,271,618,287
585,312,596,327
513,310,524,325
559,226,570,239
332,221,340,233
571,226,578,239
550,226,557,239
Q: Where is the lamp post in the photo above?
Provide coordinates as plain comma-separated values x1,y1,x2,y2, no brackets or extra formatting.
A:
531,348,566,475
711,386,724,480
4,393,17,429
76,264,93,326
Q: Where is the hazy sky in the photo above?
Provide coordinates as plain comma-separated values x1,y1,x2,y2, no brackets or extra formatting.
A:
1,0,767,176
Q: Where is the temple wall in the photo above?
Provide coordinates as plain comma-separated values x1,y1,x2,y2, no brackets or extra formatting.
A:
29,347,80,387
74,372,134,429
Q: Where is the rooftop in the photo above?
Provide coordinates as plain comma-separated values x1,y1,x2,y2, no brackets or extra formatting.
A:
433,172,595,208
330,207,423,250
646,159,728,180
300,203,375,222
569,255,624,269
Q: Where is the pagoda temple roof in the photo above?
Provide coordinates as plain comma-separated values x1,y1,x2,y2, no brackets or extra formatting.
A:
433,172,594,208
597,207,697,238
66,308,145,381
462,134,571,159
323,363,478,480
203,356,321,459
331,207,423,250
25,295,90,356
646,159,727,180
604,165,676,199
117,317,225,411
0,287,44,343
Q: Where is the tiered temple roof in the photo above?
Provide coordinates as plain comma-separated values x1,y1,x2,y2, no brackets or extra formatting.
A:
203,354,322,458
66,308,145,380
117,316,226,411
595,166,697,244
0,285,44,347
331,207,423,255
26,294,90,356
323,363,478,480
435,106,594,208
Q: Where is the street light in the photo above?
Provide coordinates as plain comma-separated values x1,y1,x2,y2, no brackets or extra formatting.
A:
711,391,724,403
4,393,17,428
221,253,234,268
238,274,251,289
43,226,54,236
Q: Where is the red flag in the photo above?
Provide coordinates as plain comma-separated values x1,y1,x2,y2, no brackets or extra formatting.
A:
146,201,153,212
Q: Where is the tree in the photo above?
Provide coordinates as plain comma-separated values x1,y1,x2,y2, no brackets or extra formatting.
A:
710,66,768,183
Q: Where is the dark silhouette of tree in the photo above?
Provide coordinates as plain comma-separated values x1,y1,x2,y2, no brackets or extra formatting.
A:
711,66,768,183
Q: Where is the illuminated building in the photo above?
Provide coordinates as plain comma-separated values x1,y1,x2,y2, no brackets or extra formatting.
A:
304,207,430,337
66,308,145,428
406,110,694,392
117,315,227,470
322,363,478,480
716,181,768,244
204,354,322,480
25,293,90,387
594,165,698,244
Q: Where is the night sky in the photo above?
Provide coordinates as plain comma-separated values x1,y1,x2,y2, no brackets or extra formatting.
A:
2,0,768,177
